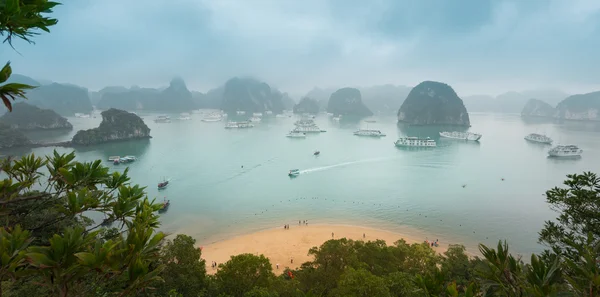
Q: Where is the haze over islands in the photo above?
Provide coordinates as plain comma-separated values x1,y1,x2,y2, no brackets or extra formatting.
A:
1,0,599,97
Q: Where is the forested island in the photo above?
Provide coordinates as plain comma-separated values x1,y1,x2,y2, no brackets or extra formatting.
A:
71,108,151,145
397,81,470,126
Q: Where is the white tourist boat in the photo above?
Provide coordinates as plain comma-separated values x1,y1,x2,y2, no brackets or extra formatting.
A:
332,115,342,122
74,113,91,118
294,119,317,127
202,113,223,122
286,131,306,138
265,110,273,115
178,112,192,120
236,111,246,115
524,133,553,144
293,126,325,133
225,121,254,129
394,137,437,148
439,131,482,141
548,145,582,158
275,114,288,118
249,116,262,123
252,112,263,117
353,129,386,137
154,115,171,123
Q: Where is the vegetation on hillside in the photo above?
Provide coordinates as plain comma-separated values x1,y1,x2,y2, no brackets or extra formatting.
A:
0,150,598,296
71,108,150,145
0,102,72,130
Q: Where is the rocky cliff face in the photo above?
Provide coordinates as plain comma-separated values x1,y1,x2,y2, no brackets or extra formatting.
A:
397,81,470,126
555,91,600,121
0,102,73,130
0,123,31,149
221,77,284,114
98,78,196,111
326,88,373,117
25,83,93,116
293,97,319,114
72,109,150,145
521,99,556,118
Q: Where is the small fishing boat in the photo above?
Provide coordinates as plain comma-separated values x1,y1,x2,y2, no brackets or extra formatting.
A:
288,169,300,177
113,159,120,165
108,156,120,161
158,198,170,214
119,156,137,163
314,151,320,156
158,180,169,190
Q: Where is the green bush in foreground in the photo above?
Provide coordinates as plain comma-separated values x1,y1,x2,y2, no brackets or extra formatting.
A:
1,152,599,296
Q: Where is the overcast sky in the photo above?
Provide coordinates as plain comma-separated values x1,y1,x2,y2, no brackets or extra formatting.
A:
1,0,599,96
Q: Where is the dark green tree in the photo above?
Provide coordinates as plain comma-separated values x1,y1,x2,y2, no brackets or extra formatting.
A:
539,172,600,260
214,253,275,297
157,234,207,296
330,267,391,297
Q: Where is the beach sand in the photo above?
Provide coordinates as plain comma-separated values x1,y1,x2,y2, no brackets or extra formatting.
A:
200,224,448,274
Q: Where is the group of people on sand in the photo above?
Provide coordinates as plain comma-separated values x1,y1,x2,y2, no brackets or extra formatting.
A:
284,220,309,229
425,239,440,247
210,261,219,269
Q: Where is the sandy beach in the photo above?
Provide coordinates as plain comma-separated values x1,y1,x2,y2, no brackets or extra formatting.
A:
200,224,449,274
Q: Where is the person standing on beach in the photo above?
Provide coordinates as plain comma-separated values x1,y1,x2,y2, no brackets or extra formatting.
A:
363,233,365,239
332,232,334,238
276,263,279,269
290,257,294,264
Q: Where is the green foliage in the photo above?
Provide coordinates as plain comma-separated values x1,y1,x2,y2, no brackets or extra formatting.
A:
330,267,391,297
539,172,600,260
157,234,207,297
0,0,60,111
214,253,275,297
1,151,166,296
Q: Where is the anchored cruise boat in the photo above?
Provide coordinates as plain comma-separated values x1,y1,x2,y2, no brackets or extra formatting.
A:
354,129,386,137
286,131,306,138
394,137,437,148
548,145,582,158
439,131,481,141
524,133,553,144
225,121,254,129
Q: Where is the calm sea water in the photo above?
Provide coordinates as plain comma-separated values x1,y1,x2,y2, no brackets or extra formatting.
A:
5,112,600,256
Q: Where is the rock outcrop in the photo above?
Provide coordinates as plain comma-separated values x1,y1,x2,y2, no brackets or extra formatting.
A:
221,77,284,114
97,78,196,112
326,88,373,117
0,122,31,149
293,97,320,114
397,81,470,126
72,109,150,145
555,91,600,121
521,99,555,118
0,102,72,130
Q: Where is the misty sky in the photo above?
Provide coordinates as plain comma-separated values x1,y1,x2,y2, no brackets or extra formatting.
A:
1,0,599,96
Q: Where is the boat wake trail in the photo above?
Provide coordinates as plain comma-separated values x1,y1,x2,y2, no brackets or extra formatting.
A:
211,157,278,185
300,157,396,174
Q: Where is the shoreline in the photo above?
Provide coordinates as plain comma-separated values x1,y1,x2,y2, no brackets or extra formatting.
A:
199,224,452,275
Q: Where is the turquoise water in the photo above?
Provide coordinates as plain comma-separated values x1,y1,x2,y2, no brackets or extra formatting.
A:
6,112,600,256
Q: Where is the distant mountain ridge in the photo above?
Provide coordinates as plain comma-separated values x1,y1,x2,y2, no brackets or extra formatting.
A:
220,77,285,114
520,90,600,121
463,89,569,113
4,74,93,116
97,78,195,112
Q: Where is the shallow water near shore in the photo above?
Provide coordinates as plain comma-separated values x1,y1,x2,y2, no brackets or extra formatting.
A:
5,112,600,256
